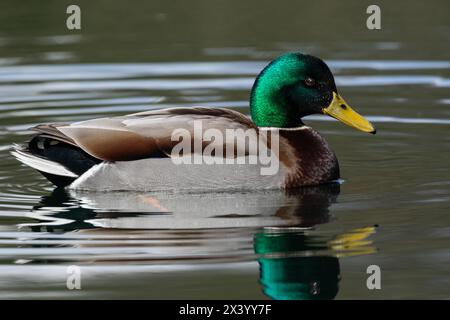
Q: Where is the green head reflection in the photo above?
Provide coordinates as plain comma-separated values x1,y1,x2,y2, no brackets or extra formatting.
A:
254,230,340,300
254,225,377,300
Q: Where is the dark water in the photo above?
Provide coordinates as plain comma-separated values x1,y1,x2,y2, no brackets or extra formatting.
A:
0,1,449,299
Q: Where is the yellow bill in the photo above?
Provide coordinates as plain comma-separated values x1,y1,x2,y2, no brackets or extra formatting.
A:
322,92,376,134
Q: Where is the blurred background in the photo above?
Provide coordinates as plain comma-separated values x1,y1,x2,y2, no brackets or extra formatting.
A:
0,0,449,62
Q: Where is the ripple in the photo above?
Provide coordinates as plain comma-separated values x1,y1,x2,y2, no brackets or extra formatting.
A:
305,115,450,125
0,60,448,83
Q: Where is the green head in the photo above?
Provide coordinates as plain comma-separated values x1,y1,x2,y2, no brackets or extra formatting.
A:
250,53,376,133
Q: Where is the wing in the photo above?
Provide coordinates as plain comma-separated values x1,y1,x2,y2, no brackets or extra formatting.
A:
33,107,259,161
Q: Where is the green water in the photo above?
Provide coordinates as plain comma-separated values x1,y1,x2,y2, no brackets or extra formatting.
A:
0,0,449,299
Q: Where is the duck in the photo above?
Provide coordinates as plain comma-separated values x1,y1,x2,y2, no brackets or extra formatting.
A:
12,53,375,191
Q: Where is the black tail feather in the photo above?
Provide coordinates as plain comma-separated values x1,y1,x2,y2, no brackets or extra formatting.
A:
25,135,101,187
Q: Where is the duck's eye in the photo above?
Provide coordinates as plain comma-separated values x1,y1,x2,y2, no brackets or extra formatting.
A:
304,77,316,87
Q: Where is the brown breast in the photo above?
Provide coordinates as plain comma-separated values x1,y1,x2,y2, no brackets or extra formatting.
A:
278,127,340,188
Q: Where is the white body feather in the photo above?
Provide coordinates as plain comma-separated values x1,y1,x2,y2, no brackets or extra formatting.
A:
70,157,288,192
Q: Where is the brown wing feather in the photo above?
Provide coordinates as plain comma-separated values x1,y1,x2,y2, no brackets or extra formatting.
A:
31,123,77,146
55,107,258,162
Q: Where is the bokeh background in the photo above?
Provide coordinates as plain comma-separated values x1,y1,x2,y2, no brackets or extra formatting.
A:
0,0,449,62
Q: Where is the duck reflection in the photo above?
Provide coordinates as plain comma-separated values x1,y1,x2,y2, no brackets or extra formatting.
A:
28,184,340,230
23,183,376,300
25,188,97,232
254,227,376,300
255,230,340,300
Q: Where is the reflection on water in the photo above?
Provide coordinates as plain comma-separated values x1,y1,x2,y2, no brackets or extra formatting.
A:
255,225,376,300
28,184,340,232
12,184,376,300
255,231,341,300
26,188,97,232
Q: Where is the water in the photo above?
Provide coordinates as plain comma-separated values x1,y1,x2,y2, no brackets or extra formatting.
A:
0,1,449,299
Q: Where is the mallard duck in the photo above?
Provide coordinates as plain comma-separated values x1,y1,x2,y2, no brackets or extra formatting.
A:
12,53,375,191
